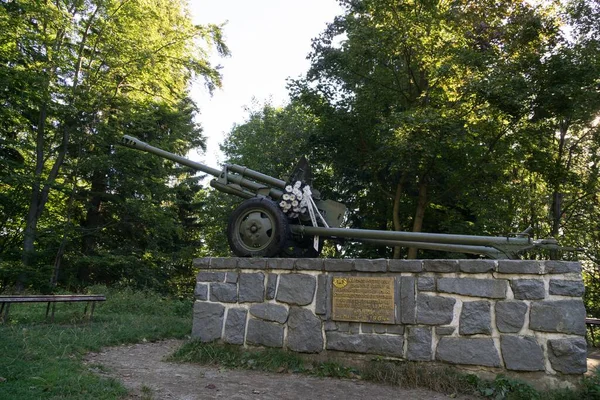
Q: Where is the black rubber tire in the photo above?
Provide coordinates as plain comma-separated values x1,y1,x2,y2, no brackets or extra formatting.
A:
227,197,289,257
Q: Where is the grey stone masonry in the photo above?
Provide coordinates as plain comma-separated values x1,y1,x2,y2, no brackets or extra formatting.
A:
529,300,587,335
436,338,501,367
354,259,387,272
460,301,491,335
287,308,323,353
417,294,455,325
249,303,288,323
192,302,224,342
389,260,422,272
194,258,586,380
238,272,265,303
224,308,247,345
549,280,585,297
266,274,277,300
417,277,435,291
246,319,284,348
400,276,416,324
197,272,225,282
548,338,587,374
407,327,432,361
438,278,507,299
495,301,527,333
459,260,496,273
423,260,459,273
497,260,541,274
315,275,328,315
510,279,546,300
194,283,207,300
326,332,404,357
501,335,545,371
210,283,237,303
276,274,316,305
545,261,581,274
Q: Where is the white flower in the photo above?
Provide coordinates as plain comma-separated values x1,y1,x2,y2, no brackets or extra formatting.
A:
285,185,293,192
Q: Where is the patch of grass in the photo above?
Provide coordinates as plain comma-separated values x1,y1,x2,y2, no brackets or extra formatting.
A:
170,340,358,377
0,285,192,399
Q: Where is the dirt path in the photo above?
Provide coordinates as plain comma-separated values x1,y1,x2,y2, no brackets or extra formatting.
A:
84,340,475,400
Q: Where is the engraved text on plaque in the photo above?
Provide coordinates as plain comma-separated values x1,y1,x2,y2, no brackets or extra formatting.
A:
331,277,395,324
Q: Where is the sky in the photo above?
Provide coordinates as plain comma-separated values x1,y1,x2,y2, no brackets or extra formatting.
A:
186,0,343,167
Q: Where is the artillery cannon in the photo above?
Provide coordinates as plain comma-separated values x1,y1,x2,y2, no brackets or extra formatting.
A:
120,135,565,260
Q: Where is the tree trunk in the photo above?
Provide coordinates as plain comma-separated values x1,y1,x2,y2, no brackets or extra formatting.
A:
392,178,405,259
408,181,428,259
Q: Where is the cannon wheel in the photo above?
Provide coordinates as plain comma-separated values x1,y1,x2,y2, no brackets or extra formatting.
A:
227,197,289,257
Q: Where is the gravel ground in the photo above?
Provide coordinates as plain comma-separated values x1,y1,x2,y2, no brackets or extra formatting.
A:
84,339,476,400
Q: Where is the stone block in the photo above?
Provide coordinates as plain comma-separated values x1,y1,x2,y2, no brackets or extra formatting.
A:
389,260,422,272
435,326,455,336
295,258,323,271
324,321,338,331
459,301,491,335
238,258,266,269
407,326,432,361
386,325,405,335
249,303,288,323
495,301,527,333
224,308,247,345
354,259,387,272
417,277,435,292
459,260,496,273
210,283,237,303
497,260,541,274
325,259,353,272
266,273,278,300
417,294,456,325
437,278,507,299
361,323,387,334
197,272,225,282
510,279,545,300
436,338,501,367
276,274,316,306
239,272,265,303
326,332,404,357
192,302,224,342
193,257,211,269
267,258,294,270
544,261,581,274
423,260,459,273
209,258,237,269
315,275,328,315
225,272,238,284
246,319,284,348
287,308,323,353
500,335,544,371
529,300,586,335
194,283,208,300
549,280,585,297
548,338,587,374
400,277,416,324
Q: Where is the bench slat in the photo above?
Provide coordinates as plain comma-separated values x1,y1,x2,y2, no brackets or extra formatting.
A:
0,295,106,303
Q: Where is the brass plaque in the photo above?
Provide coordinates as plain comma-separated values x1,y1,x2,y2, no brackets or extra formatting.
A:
332,277,395,324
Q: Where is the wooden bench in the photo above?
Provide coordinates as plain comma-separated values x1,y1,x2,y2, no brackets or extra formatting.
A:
0,295,106,323
586,318,600,345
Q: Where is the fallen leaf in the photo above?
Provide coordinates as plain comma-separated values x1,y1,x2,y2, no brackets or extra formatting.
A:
205,384,216,390
276,367,286,373
252,390,261,394
0,377,6,383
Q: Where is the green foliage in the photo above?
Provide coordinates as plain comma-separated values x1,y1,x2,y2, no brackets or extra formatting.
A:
0,286,191,399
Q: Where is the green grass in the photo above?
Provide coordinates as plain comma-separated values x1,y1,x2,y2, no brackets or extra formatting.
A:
169,340,358,378
0,286,192,399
